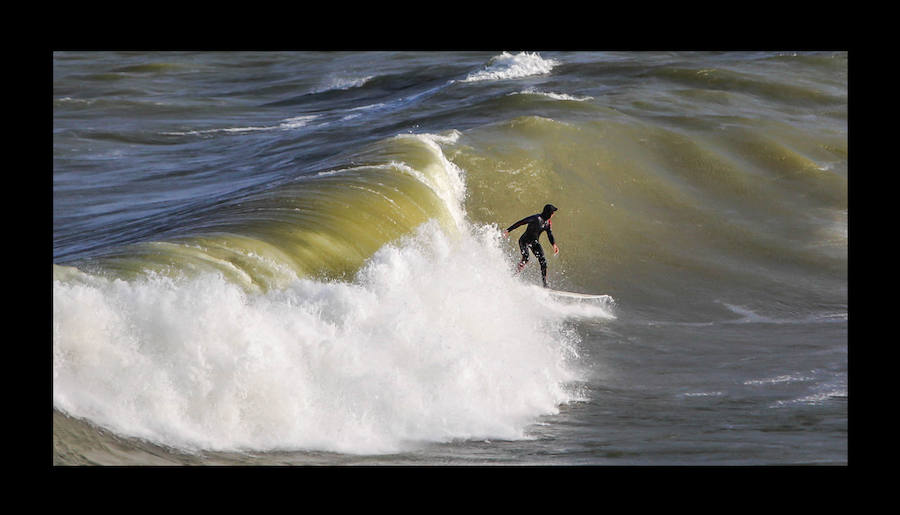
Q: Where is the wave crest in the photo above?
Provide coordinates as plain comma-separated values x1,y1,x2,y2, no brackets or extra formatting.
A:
464,52,558,82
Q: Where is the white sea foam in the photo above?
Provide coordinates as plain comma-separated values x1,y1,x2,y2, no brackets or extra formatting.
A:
318,75,373,92
744,374,815,386
163,115,318,136
511,89,593,102
52,219,608,454
771,384,847,408
341,103,386,121
719,302,847,325
463,52,559,83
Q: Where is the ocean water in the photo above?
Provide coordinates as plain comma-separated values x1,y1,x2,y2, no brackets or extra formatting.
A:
52,51,847,465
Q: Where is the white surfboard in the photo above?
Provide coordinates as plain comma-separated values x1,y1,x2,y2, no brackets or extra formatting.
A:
547,289,611,300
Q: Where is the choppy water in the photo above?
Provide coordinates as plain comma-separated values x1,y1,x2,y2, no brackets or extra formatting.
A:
52,51,847,465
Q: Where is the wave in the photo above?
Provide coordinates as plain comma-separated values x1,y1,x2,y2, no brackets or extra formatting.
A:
56,105,846,314
644,65,845,106
52,223,606,455
52,126,614,454
463,52,559,82
111,62,186,74
510,88,593,102
61,131,466,288
312,75,374,94
162,115,319,137
448,109,846,318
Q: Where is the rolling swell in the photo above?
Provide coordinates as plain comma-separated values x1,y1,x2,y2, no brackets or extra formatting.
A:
445,107,846,318
644,66,845,106
55,131,466,291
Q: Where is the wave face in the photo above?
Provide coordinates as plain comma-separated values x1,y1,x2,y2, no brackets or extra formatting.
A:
53,51,846,464
55,131,468,290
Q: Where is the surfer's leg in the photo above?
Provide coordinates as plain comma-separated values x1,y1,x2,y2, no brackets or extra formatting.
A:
517,236,529,273
532,242,548,287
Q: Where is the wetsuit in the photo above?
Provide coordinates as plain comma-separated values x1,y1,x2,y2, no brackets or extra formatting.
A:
506,212,555,287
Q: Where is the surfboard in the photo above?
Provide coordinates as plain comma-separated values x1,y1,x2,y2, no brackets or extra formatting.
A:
547,289,610,300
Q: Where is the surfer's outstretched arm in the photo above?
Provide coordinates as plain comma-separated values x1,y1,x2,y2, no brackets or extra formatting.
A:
503,215,534,237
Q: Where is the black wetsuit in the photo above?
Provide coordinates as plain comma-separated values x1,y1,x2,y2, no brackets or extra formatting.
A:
507,213,555,286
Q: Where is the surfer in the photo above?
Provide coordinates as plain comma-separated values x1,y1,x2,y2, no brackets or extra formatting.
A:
504,204,559,288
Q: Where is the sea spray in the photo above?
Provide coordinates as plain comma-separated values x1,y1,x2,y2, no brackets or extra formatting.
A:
53,221,603,454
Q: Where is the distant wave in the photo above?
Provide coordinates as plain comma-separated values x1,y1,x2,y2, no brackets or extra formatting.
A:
463,52,558,82
162,115,318,136
510,88,593,102
312,75,374,94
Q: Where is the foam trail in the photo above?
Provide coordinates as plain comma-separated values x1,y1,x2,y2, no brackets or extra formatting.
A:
511,89,593,101
162,115,318,136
